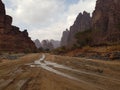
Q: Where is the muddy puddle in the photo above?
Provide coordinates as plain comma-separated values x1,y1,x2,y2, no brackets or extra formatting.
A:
28,54,80,82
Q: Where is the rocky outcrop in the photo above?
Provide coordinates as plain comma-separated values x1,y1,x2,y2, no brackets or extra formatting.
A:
92,0,120,45
0,0,36,52
61,11,91,47
61,29,69,46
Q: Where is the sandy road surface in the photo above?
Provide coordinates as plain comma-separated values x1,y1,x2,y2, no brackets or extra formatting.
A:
0,53,120,90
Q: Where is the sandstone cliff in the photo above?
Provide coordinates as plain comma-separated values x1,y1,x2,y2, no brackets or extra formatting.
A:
34,39,41,49
92,0,120,45
61,0,120,48
50,39,60,48
0,0,36,52
61,11,91,47
61,29,69,46
41,40,54,51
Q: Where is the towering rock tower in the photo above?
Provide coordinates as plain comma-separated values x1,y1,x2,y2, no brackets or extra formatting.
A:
61,11,91,47
61,29,69,46
92,0,120,45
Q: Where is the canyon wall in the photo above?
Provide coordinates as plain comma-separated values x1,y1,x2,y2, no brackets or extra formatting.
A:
0,0,36,52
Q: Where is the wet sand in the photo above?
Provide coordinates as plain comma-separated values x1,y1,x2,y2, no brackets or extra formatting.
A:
0,53,120,90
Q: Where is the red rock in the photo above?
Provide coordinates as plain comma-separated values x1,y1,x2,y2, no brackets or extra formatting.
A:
0,0,5,15
92,0,120,45
61,29,69,46
0,0,36,53
61,11,91,48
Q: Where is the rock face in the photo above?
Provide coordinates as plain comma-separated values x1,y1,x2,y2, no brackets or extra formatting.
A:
41,40,54,50
50,39,60,48
34,39,60,50
61,11,91,47
61,29,69,46
0,0,36,52
92,0,120,45
61,0,120,48
34,39,41,49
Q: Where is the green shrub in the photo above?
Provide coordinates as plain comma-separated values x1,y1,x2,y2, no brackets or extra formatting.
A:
52,46,69,55
24,48,31,53
75,29,92,47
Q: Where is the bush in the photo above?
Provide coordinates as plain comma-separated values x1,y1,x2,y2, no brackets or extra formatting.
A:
52,46,69,55
24,48,31,53
71,44,79,50
75,29,92,47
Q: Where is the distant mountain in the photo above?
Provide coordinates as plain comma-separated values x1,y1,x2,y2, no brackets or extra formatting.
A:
34,39,41,48
50,39,60,48
34,39,60,50
0,0,36,52
41,40,54,50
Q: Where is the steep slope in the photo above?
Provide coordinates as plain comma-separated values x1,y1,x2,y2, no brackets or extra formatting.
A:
50,39,60,48
92,0,120,45
61,29,69,46
0,0,36,52
68,11,91,47
34,39,41,48
61,11,91,48
61,0,120,48
41,40,54,50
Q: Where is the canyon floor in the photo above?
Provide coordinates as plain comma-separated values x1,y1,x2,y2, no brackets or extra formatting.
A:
0,53,120,90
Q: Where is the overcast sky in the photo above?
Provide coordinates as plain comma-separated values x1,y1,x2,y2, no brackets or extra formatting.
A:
3,0,96,41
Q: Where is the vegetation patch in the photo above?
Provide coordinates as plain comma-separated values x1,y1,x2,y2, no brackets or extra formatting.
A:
75,29,92,48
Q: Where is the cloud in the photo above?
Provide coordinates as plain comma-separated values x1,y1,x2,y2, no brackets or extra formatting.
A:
3,0,96,41
5,0,65,27
66,0,96,27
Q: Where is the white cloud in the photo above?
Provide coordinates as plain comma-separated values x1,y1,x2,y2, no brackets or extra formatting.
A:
5,0,65,27
29,18,67,40
3,0,96,41
66,0,96,27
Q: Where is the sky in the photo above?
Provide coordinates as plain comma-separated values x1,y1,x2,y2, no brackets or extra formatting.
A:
3,0,96,41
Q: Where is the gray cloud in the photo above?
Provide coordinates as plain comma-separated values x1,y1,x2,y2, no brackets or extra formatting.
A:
4,0,96,40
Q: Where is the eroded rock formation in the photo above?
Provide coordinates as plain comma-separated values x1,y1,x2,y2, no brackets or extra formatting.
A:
0,0,36,52
34,39,41,49
41,40,54,50
50,39,60,48
92,0,120,45
61,29,69,46
61,11,91,47
61,0,120,48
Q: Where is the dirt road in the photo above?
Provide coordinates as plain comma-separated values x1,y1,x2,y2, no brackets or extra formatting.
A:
0,53,120,90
